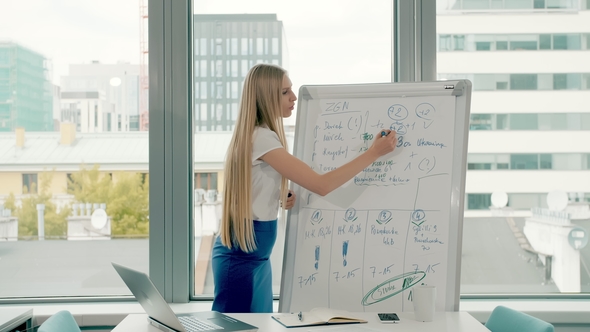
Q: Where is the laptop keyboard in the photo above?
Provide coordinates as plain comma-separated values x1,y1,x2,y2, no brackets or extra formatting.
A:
178,316,224,331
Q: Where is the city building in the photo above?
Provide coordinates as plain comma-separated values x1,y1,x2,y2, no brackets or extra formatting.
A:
193,14,285,131
0,41,53,132
437,0,590,212
59,61,140,132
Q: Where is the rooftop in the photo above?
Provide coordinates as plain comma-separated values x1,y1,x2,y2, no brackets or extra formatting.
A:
0,131,234,171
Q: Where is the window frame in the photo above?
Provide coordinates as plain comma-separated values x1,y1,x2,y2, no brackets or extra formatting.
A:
149,0,193,302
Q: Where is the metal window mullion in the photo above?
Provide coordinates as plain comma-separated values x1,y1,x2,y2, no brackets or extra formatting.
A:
419,0,437,81
393,0,415,82
149,0,192,303
149,0,167,299
170,0,192,303
392,0,436,82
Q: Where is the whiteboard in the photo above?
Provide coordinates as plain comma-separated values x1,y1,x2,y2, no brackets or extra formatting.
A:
278,80,472,313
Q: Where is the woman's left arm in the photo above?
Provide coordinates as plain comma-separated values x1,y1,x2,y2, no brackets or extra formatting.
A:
283,190,296,210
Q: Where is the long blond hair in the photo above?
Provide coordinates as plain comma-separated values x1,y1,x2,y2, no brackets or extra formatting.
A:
220,63,289,252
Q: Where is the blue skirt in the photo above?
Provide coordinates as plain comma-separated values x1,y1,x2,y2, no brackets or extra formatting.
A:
211,219,277,313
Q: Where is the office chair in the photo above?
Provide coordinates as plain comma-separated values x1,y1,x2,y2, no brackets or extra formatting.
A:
38,310,81,332
485,305,554,332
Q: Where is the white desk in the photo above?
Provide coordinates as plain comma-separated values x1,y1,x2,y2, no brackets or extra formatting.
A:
112,311,489,331
0,307,33,332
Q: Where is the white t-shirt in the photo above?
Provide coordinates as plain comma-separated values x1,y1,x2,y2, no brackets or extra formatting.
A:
251,126,284,221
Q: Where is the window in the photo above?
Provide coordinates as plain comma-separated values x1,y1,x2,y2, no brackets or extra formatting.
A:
462,0,489,10
442,0,589,300
22,173,38,194
496,40,508,50
195,172,218,191
510,114,538,130
539,34,552,49
467,194,491,210
511,154,539,169
470,114,492,130
0,0,150,298
192,0,392,300
453,35,465,50
553,154,581,170
468,154,495,170
510,74,537,90
496,114,508,130
540,154,552,169
553,34,581,50
510,35,538,50
475,42,490,51
439,35,452,51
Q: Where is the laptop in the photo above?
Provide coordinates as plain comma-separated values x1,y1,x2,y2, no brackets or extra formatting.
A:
112,262,258,332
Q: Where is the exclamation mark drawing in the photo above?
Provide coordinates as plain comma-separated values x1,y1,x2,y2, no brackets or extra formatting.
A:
314,245,320,270
342,240,349,267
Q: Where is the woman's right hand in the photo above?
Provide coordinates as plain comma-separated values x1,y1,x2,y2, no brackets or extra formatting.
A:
368,129,397,157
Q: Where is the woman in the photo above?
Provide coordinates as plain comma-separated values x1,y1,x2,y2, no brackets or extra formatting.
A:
212,63,397,313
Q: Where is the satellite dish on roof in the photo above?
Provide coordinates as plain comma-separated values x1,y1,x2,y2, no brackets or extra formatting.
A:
91,208,108,229
547,190,568,211
491,191,508,208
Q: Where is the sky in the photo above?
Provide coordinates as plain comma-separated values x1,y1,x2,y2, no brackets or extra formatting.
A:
0,0,393,124
0,0,140,83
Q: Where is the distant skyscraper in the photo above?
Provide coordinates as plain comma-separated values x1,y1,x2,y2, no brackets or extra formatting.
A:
0,41,53,132
193,14,284,131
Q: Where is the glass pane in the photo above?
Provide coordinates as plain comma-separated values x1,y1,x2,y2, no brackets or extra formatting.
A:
537,73,553,90
496,40,508,50
553,154,581,170
468,154,496,163
467,194,491,209
470,114,493,130
475,42,491,50
510,154,539,169
496,114,508,129
505,0,532,9
439,35,452,51
566,113,581,130
510,114,538,130
510,41,538,50
192,0,391,299
550,113,568,129
534,0,546,9
454,35,465,50
510,74,538,90
463,0,490,9
0,1,149,298
537,113,552,130
539,154,552,169
539,34,552,49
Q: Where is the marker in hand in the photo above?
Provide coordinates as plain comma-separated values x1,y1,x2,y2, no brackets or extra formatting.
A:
381,131,388,137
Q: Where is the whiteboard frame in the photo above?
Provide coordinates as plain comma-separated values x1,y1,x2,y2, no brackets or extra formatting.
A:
278,80,472,313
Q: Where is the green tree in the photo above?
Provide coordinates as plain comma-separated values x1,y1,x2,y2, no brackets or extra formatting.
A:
5,172,70,239
108,172,149,236
68,166,149,237
67,164,111,203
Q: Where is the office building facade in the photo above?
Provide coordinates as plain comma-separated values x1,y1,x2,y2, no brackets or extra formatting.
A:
437,1,590,211
193,14,284,131
0,41,53,132
60,61,139,133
